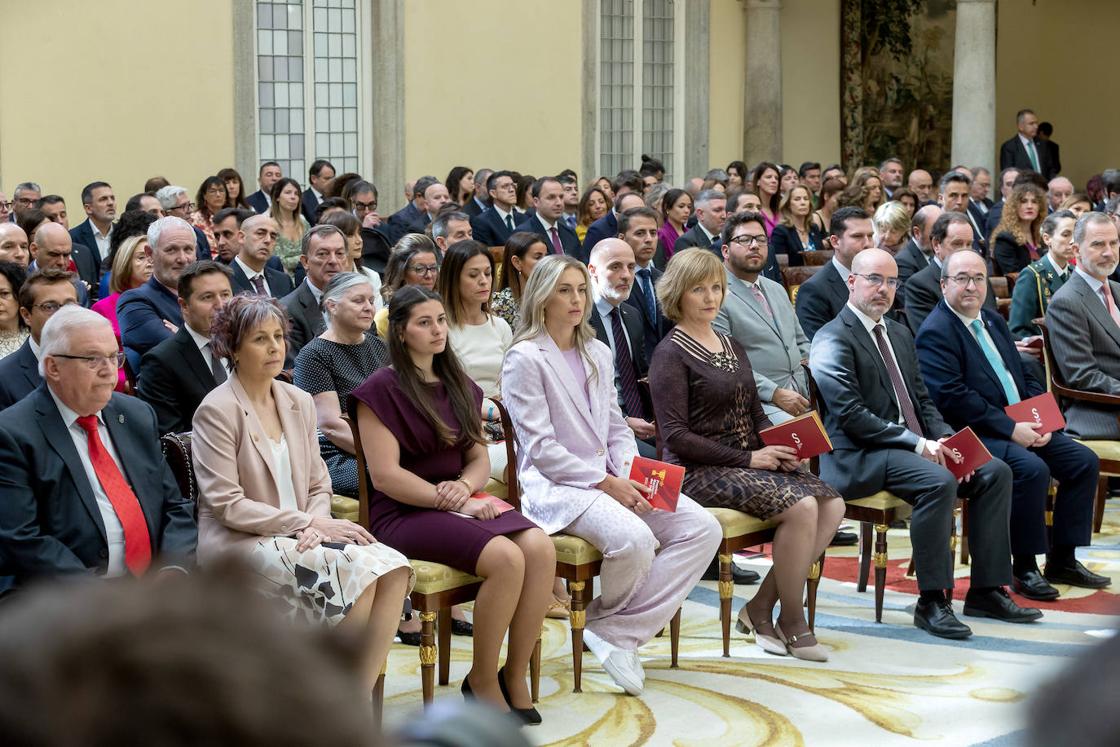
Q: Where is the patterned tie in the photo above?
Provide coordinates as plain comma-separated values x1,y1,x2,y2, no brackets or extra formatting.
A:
75,415,152,575
636,268,656,321
609,307,647,419
871,325,923,435
505,213,514,232
548,226,564,255
1101,286,1120,328
710,235,722,254
970,320,1019,405
749,283,773,319
250,274,267,296
1027,140,1041,172
207,342,227,384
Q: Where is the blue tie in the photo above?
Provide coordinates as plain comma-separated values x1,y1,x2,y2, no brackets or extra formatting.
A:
970,319,1019,404
636,268,656,321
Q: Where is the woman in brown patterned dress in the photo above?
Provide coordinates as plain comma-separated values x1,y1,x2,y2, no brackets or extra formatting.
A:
648,248,844,662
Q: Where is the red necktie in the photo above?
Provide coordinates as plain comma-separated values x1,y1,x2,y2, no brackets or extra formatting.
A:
549,226,565,255
76,415,152,575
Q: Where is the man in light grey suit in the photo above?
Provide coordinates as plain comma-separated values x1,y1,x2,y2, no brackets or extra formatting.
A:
1046,212,1120,439
714,210,810,425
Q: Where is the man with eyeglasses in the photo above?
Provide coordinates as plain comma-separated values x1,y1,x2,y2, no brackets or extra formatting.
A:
904,212,997,334
0,304,196,584
470,171,525,248
916,249,1102,603
0,268,79,410
795,206,876,340
11,182,42,222
811,247,1035,639
0,191,10,224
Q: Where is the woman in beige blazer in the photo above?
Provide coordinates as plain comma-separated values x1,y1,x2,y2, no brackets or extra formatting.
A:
192,294,413,692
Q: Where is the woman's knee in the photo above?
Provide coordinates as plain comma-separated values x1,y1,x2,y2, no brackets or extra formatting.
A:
476,536,526,580
776,497,818,527
514,528,556,570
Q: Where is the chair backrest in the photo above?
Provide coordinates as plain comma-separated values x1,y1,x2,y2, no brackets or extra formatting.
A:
160,432,197,503
803,249,834,267
782,265,821,304
492,397,523,510
344,405,372,528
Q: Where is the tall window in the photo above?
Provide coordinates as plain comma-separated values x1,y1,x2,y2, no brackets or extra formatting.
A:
255,0,365,181
599,0,680,181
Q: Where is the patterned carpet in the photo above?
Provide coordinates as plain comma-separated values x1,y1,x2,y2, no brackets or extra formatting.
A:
379,507,1120,746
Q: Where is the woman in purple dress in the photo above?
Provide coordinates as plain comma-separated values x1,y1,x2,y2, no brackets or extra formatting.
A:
350,286,554,725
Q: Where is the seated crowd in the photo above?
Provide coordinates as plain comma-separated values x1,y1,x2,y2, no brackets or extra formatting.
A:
2,131,1120,726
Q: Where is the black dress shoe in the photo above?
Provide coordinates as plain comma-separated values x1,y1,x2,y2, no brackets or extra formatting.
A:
1012,570,1060,601
830,530,858,547
914,598,973,639
1044,560,1112,589
701,558,761,584
498,666,542,725
397,629,421,646
451,619,474,636
963,588,1043,623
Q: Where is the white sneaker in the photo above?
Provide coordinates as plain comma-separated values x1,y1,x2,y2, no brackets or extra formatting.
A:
601,649,644,696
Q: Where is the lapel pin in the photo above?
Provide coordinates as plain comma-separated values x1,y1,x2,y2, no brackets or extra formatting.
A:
118,414,125,424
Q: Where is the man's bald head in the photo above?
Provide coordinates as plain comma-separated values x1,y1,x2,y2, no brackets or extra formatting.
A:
587,238,636,306
588,237,632,266
1048,176,1074,210
851,247,896,276
31,222,74,271
848,247,899,321
0,224,30,267
912,204,943,251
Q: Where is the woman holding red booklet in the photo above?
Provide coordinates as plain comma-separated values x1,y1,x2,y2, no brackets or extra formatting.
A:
648,248,844,663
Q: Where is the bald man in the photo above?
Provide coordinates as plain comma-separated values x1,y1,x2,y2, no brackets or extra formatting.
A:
230,214,293,299
30,223,90,306
908,169,934,205
0,224,30,267
810,248,1035,640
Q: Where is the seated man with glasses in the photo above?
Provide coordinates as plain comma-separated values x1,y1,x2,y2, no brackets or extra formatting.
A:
915,248,1103,602
0,268,78,411
0,304,196,585
810,247,1039,640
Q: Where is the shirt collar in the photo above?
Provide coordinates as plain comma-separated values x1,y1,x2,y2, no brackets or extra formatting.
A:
1019,133,1035,149
234,255,263,279
186,323,210,352
311,187,323,200
1043,252,1066,277
47,386,102,430
1076,266,1106,294
29,337,41,360
91,221,113,240
593,295,617,318
537,214,558,232
846,302,885,333
947,301,981,326
832,256,852,282
698,223,717,243
494,204,512,221
306,279,324,303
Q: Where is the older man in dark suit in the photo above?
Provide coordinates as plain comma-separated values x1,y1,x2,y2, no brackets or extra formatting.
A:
228,215,294,299
0,305,196,584
895,206,942,299
999,109,1053,179
280,224,347,364
811,247,1037,639
0,269,78,410
385,176,439,245
795,207,875,340
673,189,727,257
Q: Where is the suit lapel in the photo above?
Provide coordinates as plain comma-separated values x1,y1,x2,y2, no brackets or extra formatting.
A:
727,274,780,337
537,334,598,434
230,261,250,293
950,307,1009,398
18,342,39,392
35,389,107,542
841,308,893,399
230,377,284,494
177,328,216,387
1075,275,1120,350
102,398,157,537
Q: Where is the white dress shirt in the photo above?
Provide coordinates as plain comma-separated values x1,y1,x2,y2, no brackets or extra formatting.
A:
186,323,230,378
832,256,852,283
234,256,271,296
1043,251,1067,278
91,221,113,262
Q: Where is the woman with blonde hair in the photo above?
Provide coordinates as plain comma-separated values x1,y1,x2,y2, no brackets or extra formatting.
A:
992,183,1046,275
649,248,843,661
92,234,152,391
872,201,911,255
1059,192,1093,217
837,168,885,213
769,184,823,266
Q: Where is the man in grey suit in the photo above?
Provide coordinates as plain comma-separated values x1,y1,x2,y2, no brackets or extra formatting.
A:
1046,212,1120,439
280,224,347,365
811,247,1037,639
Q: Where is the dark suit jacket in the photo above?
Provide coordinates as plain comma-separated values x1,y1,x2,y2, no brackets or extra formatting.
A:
0,385,197,582
986,200,1004,242
1042,139,1061,177
916,300,1043,441
794,261,849,341
386,202,430,245
769,223,824,267
470,206,526,249
904,260,997,335
999,135,1052,178
674,223,720,256
229,259,295,299
360,225,393,275
137,326,221,435
582,212,619,257
588,301,651,419
117,276,184,373
246,190,269,214
624,265,671,367
992,232,1034,276
895,238,933,302
0,339,41,411
68,220,108,294
462,196,489,218
280,281,326,365
517,214,582,259
809,306,952,498
965,200,991,257
192,226,212,261
300,188,320,224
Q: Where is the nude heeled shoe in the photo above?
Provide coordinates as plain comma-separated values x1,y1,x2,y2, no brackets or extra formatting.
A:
775,622,829,662
736,607,787,656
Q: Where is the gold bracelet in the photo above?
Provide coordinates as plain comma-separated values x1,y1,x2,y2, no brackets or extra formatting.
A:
457,478,473,494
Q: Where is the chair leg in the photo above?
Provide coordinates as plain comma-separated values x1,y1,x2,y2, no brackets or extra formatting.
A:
669,607,681,668
437,607,452,686
530,635,541,703
874,524,889,623
569,580,587,693
959,500,971,566
1045,481,1056,547
718,552,733,658
807,553,824,632
857,522,872,593
419,610,437,705
1094,476,1107,533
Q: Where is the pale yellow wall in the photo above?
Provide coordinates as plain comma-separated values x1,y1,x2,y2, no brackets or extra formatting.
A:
402,0,583,182
780,0,840,168
0,0,235,212
996,0,1119,189
708,0,746,169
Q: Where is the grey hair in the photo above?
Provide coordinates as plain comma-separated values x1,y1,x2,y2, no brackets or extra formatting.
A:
147,216,195,251
970,166,991,179
695,189,726,208
644,182,670,210
154,185,188,210
431,210,471,241
38,305,111,377
320,271,374,321
14,182,42,196
1073,211,1115,246
938,170,971,191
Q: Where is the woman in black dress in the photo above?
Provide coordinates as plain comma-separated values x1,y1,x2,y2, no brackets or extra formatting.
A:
769,185,824,266
649,248,844,663
992,183,1045,275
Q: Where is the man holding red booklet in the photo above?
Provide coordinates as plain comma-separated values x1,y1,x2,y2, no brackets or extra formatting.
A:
916,250,1106,601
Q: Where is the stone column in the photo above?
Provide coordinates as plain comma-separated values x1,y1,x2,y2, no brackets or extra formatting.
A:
743,0,783,164
950,0,997,174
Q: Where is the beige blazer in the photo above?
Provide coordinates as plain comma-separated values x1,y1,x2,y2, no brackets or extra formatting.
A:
192,376,332,561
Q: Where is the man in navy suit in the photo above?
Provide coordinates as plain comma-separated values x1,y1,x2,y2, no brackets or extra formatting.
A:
301,159,335,224
795,207,875,340
118,217,197,371
583,191,645,261
69,181,116,276
673,189,727,257
516,177,581,258
385,176,439,245
915,249,1104,600
618,206,669,365
462,167,493,218
470,170,526,248
229,215,294,299
999,109,1053,179
246,161,283,214
0,268,78,410
0,305,196,584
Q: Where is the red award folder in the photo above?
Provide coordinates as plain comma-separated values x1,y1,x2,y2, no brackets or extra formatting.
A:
629,457,685,512
758,410,833,459
450,492,515,519
1004,392,1066,436
940,427,993,479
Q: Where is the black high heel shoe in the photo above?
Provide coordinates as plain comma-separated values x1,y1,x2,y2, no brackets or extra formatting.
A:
461,671,474,699
498,665,542,725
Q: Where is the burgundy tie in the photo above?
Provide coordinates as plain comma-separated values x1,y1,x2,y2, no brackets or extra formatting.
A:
250,275,267,295
548,226,564,255
871,325,923,435
610,307,647,419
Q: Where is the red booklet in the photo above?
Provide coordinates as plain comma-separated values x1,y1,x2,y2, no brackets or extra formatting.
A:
629,457,685,512
450,492,515,519
758,410,833,459
939,427,993,479
1004,392,1066,436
